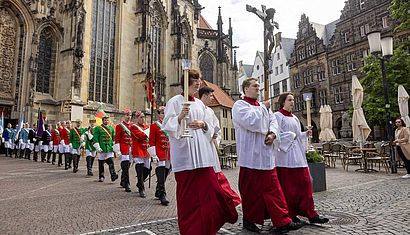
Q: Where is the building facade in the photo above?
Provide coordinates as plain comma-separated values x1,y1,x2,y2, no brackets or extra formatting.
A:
0,0,237,125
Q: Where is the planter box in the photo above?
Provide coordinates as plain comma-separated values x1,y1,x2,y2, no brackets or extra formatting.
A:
308,162,327,192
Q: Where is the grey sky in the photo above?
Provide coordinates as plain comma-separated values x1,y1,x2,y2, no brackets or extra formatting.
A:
200,0,346,64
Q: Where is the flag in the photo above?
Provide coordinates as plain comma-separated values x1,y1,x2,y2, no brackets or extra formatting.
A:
95,104,114,126
144,79,156,111
0,112,4,134
15,109,25,138
36,109,45,138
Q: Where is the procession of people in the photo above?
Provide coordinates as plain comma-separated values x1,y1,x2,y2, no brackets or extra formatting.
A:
0,72,333,234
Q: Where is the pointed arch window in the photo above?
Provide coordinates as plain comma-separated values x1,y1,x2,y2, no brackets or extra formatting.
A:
89,0,116,104
181,24,191,59
36,28,56,94
199,53,214,83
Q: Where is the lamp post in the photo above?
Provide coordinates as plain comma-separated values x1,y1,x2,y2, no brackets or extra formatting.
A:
367,31,396,173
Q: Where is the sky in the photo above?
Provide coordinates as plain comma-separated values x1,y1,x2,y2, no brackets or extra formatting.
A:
200,0,346,65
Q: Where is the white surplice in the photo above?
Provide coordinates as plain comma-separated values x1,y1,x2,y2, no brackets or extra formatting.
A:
232,100,279,170
273,112,308,168
162,95,215,172
205,107,222,173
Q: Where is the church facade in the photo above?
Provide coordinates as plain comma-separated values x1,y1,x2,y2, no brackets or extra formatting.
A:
0,0,238,125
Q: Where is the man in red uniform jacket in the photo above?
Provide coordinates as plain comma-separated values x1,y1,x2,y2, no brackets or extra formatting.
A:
130,111,151,198
148,106,171,206
114,109,133,192
60,121,71,170
51,122,62,166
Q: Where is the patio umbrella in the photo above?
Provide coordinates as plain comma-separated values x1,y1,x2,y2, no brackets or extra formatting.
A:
319,105,336,141
351,75,371,144
398,85,410,127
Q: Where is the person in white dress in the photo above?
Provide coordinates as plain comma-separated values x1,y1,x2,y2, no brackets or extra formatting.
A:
274,92,329,224
162,69,238,235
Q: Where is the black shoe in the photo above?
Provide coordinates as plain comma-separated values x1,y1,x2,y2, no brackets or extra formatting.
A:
155,190,160,198
125,185,131,192
64,167,69,170
138,188,146,198
159,194,169,206
120,181,126,188
309,215,329,224
73,169,78,173
98,177,105,182
46,160,51,163
276,222,303,234
243,219,260,233
52,162,55,165
292,217,307,225
111,174,118,182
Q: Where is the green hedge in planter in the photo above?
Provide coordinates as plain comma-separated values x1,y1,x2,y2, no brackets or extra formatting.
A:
306,150,324,163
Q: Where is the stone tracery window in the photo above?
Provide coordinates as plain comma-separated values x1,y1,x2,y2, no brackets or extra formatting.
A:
36,28,55,94
89,0,116,104
181,23,191,59
199,53,214,83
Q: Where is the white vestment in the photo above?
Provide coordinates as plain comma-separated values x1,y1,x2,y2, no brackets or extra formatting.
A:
205,107,222,173
232,100,279,170
162,95,214,172
274,112,308,168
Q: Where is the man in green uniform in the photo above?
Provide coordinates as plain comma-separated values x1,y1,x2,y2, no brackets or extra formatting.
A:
93,115,118,182
82,118,97,176
69,119,85,173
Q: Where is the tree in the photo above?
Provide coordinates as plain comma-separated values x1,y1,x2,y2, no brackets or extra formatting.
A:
389,0,410,33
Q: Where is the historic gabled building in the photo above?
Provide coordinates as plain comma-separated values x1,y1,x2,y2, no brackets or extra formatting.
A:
0,0,238,126
289,14,338,140
270,32,295,110
236,61,253,97
327,0,394,138
250,51,264,101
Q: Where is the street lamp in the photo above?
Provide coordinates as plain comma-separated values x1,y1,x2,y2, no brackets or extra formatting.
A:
366,31,396,173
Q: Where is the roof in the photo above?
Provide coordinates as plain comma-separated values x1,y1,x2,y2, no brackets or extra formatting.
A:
311,19,339,46
198,15,213,30
243,64,253,77
281,37,296,60
201,80,234,108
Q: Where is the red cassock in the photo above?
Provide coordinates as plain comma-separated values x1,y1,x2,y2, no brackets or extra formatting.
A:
215,172,241,207
51,129,61,145
175,167,238,235
60,127,70,145
148,120,170,161
276,167,318,219
239,167,292,228
130,123,149,158
115,121,133,155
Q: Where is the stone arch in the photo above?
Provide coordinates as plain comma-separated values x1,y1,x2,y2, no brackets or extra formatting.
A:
0,0,35,116
198,51,216,83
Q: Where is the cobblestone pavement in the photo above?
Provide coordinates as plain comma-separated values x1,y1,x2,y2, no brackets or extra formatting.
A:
0,155,409,234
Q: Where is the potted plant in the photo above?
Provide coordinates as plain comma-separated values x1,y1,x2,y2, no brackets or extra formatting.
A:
306,150,326,192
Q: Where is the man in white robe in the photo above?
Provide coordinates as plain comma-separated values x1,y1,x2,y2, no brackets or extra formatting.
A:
232,77,302,234
162,69,238,235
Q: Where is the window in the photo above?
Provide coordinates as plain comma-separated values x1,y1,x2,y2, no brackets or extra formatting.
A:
360,0,365,10
346,53,357,71
231,128,235,141
334,87,344,104
298,48,305,61
382,16,389,28
280,64,284,74
344,32,350,43
223,128,228,140
293,74,301,89
331,59,342,75
273,82,280,96
36,28,56,94
295,96,305,111
275,66,279,75
319,90,327,106
360,26,366,37
317,66,325,81
303,69,314,85
307,44,315,56
223,109,228,118
200,53,214,83
277,53,280,60
282,79,288,92
89,0,116,103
